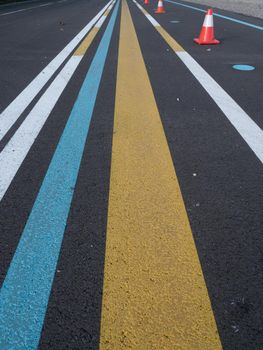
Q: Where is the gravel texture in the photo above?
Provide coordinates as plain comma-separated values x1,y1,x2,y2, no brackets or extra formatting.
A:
181,0,263,19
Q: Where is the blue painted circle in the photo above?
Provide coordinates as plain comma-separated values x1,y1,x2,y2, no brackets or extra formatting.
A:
232,64,255,71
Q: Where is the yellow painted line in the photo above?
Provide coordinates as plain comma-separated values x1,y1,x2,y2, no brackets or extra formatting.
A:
104,8,111,16
133,0,263,164
133,0,184,52
74,27,99,56
74,28,99,56
156,26,184,52
132,0,183,52
100,0,222,349
74,1,114,56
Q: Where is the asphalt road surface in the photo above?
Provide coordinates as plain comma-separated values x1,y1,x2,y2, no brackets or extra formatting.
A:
0,0,262,349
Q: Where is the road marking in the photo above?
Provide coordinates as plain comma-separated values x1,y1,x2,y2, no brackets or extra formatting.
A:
233,64,255,71
99,0,221,349
0,2,119,348
75,2,115,55
133,0,263,164
0,2,52,16
0,1,115,202
0,0,113,141
73,1,116,55
165,0,263,31
0,0,50,8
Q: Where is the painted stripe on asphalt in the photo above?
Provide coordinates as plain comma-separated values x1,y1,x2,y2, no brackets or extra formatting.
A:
0,56,80,202
75,1,116,55
0,0,113,141
0,2,52,16
133,0,263,164
99,0,222,349
146,13,160,26
0,0,41,8
0,1,115,202
0,2,119,349
165,0,263,31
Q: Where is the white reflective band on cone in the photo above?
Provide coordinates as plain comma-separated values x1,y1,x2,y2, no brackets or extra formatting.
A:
203,15,214,27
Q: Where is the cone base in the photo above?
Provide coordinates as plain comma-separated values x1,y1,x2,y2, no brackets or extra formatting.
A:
194,38,220,45
155,8,165,13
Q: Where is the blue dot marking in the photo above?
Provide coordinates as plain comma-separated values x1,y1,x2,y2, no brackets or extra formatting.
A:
233,64,255,71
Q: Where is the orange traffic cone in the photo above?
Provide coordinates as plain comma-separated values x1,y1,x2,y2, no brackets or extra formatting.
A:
155,0,165,13
194,9,220,45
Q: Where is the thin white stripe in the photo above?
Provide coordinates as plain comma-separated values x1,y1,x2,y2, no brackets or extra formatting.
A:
39,3,52,7
203,15,213,27
176,51,263,163
0,56,82,201
94,1,115,28
0,0,116,201
95,15,107,28
0,3,52,16
0,0,40,8
95,1,115,27
0,0,112,141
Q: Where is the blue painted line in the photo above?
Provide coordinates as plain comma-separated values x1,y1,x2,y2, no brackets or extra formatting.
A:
165,0,263,31
233,64,255,71
0,1,120,349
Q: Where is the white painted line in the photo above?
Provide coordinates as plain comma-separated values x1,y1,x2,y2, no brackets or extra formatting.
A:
0,56,81,201
133,0,263,164
0,0,47,8
39,3,52,7
146,14,160,27
95,15,106,28
95,1,115,28
134,2,143,10
176,51,263,163
0,0,112,141
0,0,116,201
0,3,52,16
